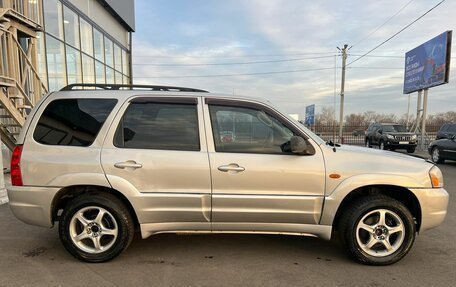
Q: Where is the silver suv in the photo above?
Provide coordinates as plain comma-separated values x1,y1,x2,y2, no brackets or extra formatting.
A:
7,84,448,265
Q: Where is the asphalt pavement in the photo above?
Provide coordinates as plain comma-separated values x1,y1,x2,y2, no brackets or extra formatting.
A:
0,160,455,286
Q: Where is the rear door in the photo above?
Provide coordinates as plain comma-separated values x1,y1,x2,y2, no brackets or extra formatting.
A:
101,96,212,231
202,98,326,232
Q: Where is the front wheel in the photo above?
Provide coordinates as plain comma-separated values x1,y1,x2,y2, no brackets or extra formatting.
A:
379,140,386,150
58,193,135,263
339,195,416,265
407,147,416,153
431,147,444,163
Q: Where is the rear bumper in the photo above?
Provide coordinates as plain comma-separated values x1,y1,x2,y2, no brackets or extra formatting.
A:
410,187,449,232
7,186,60,228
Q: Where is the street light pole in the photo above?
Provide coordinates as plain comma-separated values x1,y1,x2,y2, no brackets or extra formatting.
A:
338,44,348,143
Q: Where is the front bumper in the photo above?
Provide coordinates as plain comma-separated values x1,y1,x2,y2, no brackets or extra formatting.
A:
410,187,449,232
385,141,417,149
7,185,60,228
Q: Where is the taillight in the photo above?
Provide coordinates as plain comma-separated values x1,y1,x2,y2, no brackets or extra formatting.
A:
11,145,23,186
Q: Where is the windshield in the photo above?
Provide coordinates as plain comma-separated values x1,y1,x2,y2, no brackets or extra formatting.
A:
382,125,407,133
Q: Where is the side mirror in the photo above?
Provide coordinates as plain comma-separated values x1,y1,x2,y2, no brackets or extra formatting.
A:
290,136,311,155
378,129,383,134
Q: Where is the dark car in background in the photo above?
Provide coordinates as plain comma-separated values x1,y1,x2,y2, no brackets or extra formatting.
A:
436,123,456,140
429,134,456,163
365,123,417,153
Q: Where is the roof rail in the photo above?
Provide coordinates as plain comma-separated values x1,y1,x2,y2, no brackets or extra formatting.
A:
60,83,209,93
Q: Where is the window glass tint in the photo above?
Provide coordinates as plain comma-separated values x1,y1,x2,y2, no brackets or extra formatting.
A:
115,102,200,151
448,124,456,133
209,105,294,154
34,99,117,146
382,125,407,132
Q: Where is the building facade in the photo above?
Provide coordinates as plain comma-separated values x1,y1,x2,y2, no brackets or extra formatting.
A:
40,0,135,92
0,0,135,150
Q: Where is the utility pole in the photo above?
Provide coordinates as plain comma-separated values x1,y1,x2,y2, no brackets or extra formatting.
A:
338,44,348,142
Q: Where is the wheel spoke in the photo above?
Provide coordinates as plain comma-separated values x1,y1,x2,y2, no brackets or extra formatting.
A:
102,228,118,236
94,209,106,225
382,239,393,252
365,236,378,249
388,225,403,235
378,210,386,226
74,232,89,242
358,223,374,232
76,212,89,227
92,236,102,251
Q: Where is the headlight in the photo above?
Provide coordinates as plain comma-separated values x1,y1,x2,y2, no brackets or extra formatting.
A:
429,166,444,188
411,135,417,140
387,134,394,139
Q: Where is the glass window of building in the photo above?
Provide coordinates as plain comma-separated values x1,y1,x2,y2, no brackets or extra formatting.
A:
115,71,122,84
93,28,104,63
36,33,48,88
46,35,67,91
114,44,122,72
95,61,106,84
121,49,128,76
104,37,114,68
106,66,115,84
82,54,95,84
63,5,80,49
66,45,82,85
123,75,129,85
44,0,64,40
80,18,93,56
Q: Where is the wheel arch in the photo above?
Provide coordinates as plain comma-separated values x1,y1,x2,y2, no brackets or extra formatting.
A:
327,184,422,232
51,185,139,228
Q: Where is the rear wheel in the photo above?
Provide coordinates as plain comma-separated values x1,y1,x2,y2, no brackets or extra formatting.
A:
59,193,134,263
431,147,444,163
365,139,371,148
339,195,416,265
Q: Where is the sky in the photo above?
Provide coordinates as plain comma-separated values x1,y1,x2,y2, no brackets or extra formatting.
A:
132,0,456,120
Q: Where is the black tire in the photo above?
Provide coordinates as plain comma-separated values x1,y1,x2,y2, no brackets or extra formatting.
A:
338,195,416,266
407,147,416,153
431,146,445,164
379,140,386,150
59,193,135,263
365,138,371,148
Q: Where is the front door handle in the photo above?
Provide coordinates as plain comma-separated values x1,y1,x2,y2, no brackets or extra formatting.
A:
114,161,143,170
218,163,245,173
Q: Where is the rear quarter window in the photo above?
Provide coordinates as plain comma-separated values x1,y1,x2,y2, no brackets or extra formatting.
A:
33,98,117,146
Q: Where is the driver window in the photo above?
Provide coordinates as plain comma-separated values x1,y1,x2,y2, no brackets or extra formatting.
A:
208,105,294,154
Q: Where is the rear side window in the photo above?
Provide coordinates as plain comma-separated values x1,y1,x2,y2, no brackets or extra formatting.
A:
114,102,200,151
448,124,456,133
439,124,448,132
33,99,117,146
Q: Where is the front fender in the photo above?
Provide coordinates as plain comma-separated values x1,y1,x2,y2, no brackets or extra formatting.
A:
320,173,427,226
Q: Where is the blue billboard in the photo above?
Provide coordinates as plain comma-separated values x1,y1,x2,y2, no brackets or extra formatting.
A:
305,104,315,126
403,31,452,94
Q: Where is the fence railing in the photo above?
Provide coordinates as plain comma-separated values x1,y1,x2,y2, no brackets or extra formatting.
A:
307,124,443,147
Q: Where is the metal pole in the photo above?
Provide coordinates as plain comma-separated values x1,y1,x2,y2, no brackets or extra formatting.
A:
406,93,411,130
421,88,428,151
338,44,348,143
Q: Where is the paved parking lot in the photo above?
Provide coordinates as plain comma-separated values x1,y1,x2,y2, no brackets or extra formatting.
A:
0,160,455,287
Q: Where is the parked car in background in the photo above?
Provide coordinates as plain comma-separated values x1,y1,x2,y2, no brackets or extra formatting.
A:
429,134,456,163
7,84,448,265
365,123,417,153
436,123,456,140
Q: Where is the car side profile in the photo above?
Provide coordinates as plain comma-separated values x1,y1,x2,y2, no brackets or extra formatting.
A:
429,134,456,163
7,84,448,265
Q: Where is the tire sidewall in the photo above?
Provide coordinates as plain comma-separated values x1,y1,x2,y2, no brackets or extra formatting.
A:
59,195,133,263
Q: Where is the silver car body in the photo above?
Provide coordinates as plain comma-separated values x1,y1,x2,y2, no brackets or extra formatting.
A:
7,90,449,240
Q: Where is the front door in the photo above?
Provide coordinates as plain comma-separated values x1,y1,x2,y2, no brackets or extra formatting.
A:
203,98,326,232
101,96,212,232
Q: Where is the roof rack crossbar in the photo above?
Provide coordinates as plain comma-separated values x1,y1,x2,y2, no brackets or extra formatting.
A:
60,83,209,93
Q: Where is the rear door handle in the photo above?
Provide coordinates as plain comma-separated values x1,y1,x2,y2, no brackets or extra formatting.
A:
114,161,143,170
218,163,245,173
